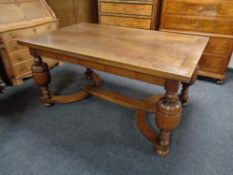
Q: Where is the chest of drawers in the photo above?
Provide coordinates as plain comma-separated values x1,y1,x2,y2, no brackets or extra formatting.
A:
160,0,233,83
0,0,58,86
98,0,161,30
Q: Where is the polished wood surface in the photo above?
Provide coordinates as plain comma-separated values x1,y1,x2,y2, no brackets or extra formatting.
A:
160,0,233,83
98,0,161,30
0,0,58,86
18,23,208,83
46,0,98,27
18,23,208,156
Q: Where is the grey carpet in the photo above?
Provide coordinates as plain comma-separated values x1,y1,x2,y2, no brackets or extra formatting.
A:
0,63,233,175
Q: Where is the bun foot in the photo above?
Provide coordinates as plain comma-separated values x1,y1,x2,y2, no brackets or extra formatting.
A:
43,102,53,107
154,146,169,157
216,79,225,85
182,102,188,107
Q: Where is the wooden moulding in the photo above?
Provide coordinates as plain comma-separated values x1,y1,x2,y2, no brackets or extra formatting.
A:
31,49,166,86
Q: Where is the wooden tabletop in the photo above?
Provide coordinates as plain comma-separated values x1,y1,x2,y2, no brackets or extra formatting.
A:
18,23,209,82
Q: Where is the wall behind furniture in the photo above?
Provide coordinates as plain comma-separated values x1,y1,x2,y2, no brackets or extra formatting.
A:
229,54,233,68
46,0,98,27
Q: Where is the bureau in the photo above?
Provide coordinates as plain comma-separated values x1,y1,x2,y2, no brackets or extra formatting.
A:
98,0,161,30
0,0,58,86
160,0,233,83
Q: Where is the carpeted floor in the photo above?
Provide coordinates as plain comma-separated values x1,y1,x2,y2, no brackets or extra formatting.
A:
0,63,233,175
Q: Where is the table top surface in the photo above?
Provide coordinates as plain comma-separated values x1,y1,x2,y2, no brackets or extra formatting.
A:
18,23,209,82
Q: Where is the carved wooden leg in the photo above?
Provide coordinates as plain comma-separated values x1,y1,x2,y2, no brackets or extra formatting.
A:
155,80,183,156
179,82,190,106
32,55,52,106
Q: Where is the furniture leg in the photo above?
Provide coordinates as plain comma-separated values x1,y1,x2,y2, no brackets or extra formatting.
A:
32,55,52,106
216,78,225,85
85,68,93,79
180,66,199,106
179,82,190,106
155,80,183,156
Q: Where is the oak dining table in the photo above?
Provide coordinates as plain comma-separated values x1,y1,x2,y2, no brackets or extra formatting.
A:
18,23,209,156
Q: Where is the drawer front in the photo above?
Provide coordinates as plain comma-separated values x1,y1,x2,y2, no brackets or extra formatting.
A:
161,16,233,35
163,0,233,17
14,60,34,79
9,48,33,65
204,38,232,56
199,54,225,74
100,2,153,16
2,22,57,42
100,15,151,29
5,40,27,53
13,57,57,78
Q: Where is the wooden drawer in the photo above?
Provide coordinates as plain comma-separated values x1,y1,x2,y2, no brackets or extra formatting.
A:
161,16,233,35
4,40,27,53
2,22,57,42
199,54,224,74
204,37,232,56
100,15,151,29
9,48,33,65
13,57,57,79
13,59,34,79
100,2,153,16
163,0,233,18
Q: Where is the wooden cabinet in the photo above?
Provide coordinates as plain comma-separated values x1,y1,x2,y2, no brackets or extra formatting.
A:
46,0,98,27
0,0,58,86
160,0,233,83
98,0,161,30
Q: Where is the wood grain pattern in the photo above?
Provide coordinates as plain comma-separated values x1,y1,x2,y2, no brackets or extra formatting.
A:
18,23,209,83
160,0,233,83
161,16,233,35
163,0,233,17
0,0,58,86
46,0,98,27
18,23,206,156
100,15,152,29
100,2,153,16
98,0,161,30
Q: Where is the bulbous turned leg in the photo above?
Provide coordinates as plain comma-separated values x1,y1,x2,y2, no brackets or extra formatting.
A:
155,80,183,156
32,55,52,107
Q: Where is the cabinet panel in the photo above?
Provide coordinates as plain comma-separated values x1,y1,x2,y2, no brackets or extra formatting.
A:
100,15,151,29
204,37,232,56
98,0,160,30
2,22,57,42
163,0,233,17
13,59,34,79
160,0,233,81
161,16,233,35
199,54,224,74
100,2,153,16
9,48,32,65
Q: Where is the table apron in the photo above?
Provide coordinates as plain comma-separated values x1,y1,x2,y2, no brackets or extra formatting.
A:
32,49,166,86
